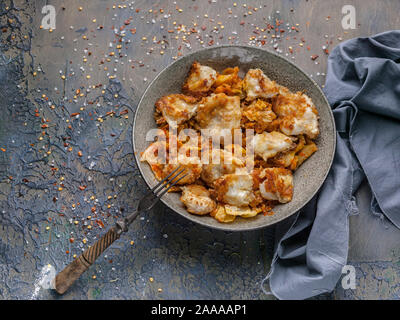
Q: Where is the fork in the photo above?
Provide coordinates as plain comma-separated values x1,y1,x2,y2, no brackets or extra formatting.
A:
54,166,187,294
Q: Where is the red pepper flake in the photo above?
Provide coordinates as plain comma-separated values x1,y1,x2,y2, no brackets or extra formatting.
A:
77,151,83,157
78,185,86,190
0,148,5,152
130,28,136,35
96,219,105,228
324,48,329,54
69,237,75,243
240,21,245,26
311,54,319,61
119,109,129,116
71,112,80,117
124,19,130,25
41,124,48,129
91,206,96,213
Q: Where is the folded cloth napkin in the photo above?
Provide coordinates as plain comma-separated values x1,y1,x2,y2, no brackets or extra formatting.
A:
262,30,400,300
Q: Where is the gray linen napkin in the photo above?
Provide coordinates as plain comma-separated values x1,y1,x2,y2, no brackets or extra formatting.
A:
263,30,400,299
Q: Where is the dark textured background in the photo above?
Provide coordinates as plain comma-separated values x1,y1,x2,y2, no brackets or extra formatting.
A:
0,0,399,300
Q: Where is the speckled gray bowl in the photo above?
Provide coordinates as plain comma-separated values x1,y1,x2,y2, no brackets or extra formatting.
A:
133,45,336,231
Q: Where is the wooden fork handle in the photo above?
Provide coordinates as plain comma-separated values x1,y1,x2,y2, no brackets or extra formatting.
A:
55,227,120,294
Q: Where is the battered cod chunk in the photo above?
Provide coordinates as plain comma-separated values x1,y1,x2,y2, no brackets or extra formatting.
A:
214,170,255,207
272,89,319,139
243,69,280,101
195,93,241,142
200,148,245,186
250,131,296,161
258,168,293,203
241,99,277,133
140,140,167,180
181,185,216,215
155,94,199,128
182,62,217,96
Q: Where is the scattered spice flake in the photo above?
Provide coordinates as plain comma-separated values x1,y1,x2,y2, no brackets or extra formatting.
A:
78,185,86,190
77,151,83,157
311,54,319,61
96,220,105,228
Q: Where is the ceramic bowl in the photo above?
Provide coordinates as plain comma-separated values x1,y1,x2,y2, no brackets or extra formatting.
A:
133,45,336,231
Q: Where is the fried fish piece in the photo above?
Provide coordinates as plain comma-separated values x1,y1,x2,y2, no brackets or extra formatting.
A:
243,69,280,101
249,131,296,161
195,93,241,143
181,185,216,215
155,94,199,128
182,61,217,96
140,140,168,180
257,167,293,203
272,88,319,139
214,169,255,207
200,148,245,186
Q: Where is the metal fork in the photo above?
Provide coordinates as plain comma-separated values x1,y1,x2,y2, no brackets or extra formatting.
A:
54,166,187,294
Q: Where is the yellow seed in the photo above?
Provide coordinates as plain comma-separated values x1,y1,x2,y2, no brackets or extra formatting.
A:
92,275,96,279
61,75,66,80
74,220,79,225
130,240,134,245
149,277,154,282
45,226,50,231
158,288,163,292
